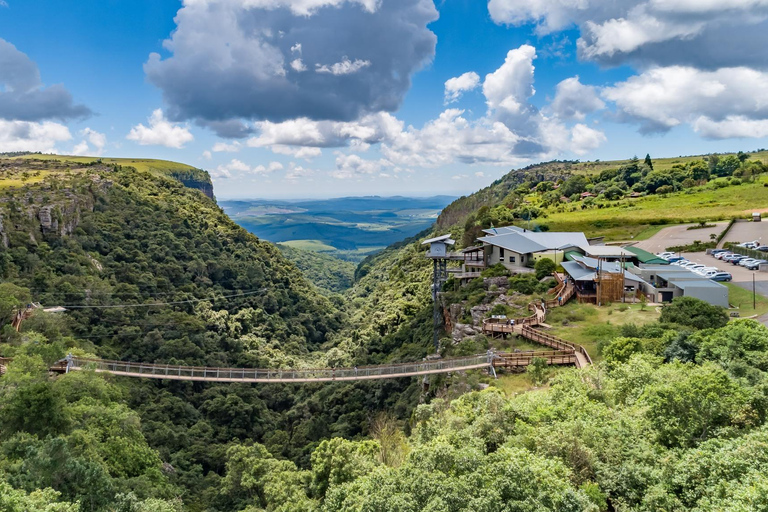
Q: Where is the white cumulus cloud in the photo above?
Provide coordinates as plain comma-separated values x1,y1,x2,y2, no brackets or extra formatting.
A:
602,65,768,135
315,56,371,75
550,77,605,120
127,109,194,148
444,71,480,104
0,120,71,152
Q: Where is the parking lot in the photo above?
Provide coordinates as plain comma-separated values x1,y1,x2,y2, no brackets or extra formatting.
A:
634,222,728,254
635,221,768,300
720,220,768,248
677,251,768,298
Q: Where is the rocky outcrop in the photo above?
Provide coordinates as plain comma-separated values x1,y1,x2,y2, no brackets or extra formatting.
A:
484,276,510,290
0,212,7,248
452,323,479,343
167,170,215,201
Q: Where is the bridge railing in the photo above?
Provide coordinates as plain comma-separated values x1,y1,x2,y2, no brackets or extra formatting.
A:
68,354,494,381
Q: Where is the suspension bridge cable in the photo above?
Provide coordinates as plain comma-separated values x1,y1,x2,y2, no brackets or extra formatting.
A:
59,289,267,309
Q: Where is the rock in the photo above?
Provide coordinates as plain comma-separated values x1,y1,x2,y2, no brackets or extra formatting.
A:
470,304,492,325
484,276,509,290
452,323,479,343
39,205,54,232
0,213,7,248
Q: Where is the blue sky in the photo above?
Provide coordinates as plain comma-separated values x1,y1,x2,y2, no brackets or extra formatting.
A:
1,0,768,199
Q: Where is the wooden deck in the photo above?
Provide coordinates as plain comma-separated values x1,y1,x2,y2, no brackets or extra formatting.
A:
0,274,593,385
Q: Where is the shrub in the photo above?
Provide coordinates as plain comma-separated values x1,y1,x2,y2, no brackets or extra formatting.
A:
659,297,729,330
481,263,509,278
534,258,556,280
508,274,546,295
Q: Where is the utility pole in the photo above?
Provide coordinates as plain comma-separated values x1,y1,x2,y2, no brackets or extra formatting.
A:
754,273,757,310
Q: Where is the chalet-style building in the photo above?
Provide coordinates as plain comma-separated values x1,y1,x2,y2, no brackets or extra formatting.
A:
460,226,590,276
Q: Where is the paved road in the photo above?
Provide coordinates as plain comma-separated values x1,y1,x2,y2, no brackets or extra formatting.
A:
634,222,728,253
720,221,768,248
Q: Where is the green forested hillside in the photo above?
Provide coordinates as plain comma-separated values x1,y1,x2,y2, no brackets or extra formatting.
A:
277,244,356,295
3,150,768,511
0,156,422,510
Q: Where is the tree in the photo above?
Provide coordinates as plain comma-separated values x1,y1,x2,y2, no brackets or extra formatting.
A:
534,258,557,280
560,175,588,197
310,437,380,498
644,154,653,170
603,186,624,200
689,160,710,182
659,297,729,330
603,337,644,364
641,362,752,447
0,282,31,327
714,155,741,177
527,357,550,385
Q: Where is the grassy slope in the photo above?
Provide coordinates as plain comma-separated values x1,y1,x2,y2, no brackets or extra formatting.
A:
540,176,768,240
11,154,199,175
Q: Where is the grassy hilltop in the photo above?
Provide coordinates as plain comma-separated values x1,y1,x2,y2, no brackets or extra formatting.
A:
438,149,768,240
5,153,215,199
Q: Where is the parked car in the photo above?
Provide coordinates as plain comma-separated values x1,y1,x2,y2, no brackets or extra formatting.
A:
710,272,733,282
711,249,729,254
657,252,676,259
667,256,686,263
757,246,768,252
747,260,768,270
688,264,707,272
728,255,749,264
738,258,757,266
715,252,734,260
695,267,718,275
672,260,689,266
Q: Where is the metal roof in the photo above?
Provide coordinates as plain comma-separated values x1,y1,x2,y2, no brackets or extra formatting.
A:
584,246,634,257
481,226,525,235
478,231,590,254
625,246,669,264
669,279,728,290
477,233,547,254
561,261,596,281
422,234,455,245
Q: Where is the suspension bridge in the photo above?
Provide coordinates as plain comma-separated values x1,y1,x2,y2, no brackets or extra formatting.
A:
2,274,590,383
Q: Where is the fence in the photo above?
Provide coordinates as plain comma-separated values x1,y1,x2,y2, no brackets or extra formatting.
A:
67,355,495,383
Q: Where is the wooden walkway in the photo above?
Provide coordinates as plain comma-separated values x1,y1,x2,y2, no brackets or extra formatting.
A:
0,274,593,384
482,275,592,368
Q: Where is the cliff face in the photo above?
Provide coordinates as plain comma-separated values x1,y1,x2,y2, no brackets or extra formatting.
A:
165,169,215,200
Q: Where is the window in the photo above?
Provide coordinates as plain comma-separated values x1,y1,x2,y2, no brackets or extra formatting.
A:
510,256,516,263
499,248,505,257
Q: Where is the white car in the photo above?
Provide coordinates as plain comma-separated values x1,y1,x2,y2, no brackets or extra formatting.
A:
680,262,701,269
715,252,734,260
740,258,759,267
657,252,676,259
671,260,689,266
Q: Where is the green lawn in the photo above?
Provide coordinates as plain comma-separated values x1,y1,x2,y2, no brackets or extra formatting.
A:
546,302,661,361
12,155,199,175
726,282,768,318
539,178,768,240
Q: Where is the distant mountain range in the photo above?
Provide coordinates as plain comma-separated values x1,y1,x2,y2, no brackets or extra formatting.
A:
220,195,455,261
